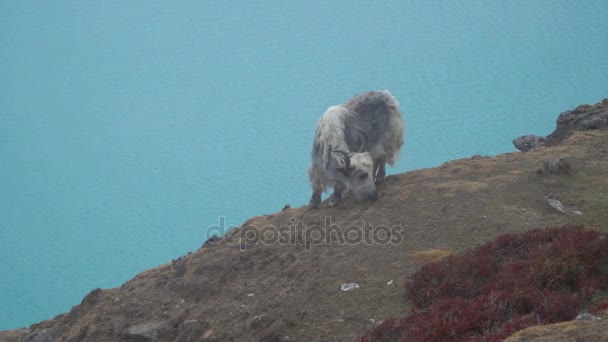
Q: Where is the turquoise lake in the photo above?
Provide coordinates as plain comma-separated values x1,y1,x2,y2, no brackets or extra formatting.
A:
1,1,607,330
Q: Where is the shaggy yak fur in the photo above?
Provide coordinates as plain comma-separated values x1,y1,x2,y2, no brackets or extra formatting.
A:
308,90,404,208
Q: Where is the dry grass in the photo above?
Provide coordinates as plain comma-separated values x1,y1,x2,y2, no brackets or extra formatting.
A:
430,180,488,196
412,249,454,264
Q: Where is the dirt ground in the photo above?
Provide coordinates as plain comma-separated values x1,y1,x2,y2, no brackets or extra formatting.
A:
2,106,608,341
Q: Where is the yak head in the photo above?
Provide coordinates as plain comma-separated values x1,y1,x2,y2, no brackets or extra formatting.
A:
331,150,378,201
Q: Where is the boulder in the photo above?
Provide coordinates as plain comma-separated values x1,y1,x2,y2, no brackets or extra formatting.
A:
513,135,546,152
549,100,608,143
126,321,166,341
514,98,608,152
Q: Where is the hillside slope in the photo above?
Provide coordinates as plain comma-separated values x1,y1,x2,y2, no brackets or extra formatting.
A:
2,99,607,342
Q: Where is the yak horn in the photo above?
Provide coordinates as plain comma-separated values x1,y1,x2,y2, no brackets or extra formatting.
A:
332,150,352,170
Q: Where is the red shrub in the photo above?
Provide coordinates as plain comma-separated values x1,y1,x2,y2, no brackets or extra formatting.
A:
362,225,608,341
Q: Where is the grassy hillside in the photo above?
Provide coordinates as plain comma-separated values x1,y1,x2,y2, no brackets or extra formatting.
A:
2,100,607,341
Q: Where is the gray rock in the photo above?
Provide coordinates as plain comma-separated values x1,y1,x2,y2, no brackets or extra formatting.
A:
22,328,59,342
576,313,602,321
127,321,165,341
513,135,546,152
545,195,582,216
200,330,215,340
550,100,608,142
340,283,360,291
514,98,608,151
177,319,209,341
249,314,275,330
536,157,573,175
546,197,567,214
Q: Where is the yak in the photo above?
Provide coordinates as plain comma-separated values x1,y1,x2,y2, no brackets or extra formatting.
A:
308,90,404,208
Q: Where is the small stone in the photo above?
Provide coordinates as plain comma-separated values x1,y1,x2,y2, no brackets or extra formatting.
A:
575,313,601,321
386,280,394,285
340,283,360,291
127,321,165,340
546,195,584,216
201,330,214,340
546,197,567,214
249,314,275,329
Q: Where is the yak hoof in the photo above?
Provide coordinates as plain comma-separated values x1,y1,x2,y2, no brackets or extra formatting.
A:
328,192,342,207
308,202,320,210
308,199,321,209
308,193,322,209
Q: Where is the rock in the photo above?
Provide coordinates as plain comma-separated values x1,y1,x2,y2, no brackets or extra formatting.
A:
536,157,573,175
545,195,583,216
514,98,608,151
576,313,602,321
176,320,209,341
126,321,166,341
513,135,546,152
200,236,221,249
340,283,359,291
249,314,275,330
549,100,608,142
546,197,567,214
22,328,59,342
81,288,103,307
200,330,215,341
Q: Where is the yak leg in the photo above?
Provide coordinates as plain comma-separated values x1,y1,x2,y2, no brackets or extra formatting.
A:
308,165,323,209
309,190,322,209
374,158,386,184
329,182,345,207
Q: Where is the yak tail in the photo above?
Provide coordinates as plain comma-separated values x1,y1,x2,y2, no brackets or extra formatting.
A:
323,144,333,171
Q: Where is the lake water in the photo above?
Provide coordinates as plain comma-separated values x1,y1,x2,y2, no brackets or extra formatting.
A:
1,1,607,330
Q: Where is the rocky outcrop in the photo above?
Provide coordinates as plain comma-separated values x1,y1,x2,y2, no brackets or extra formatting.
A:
535,157,573,176
126,321,166,341
513,135,546,152
505,311,608,342
513,98,608,152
